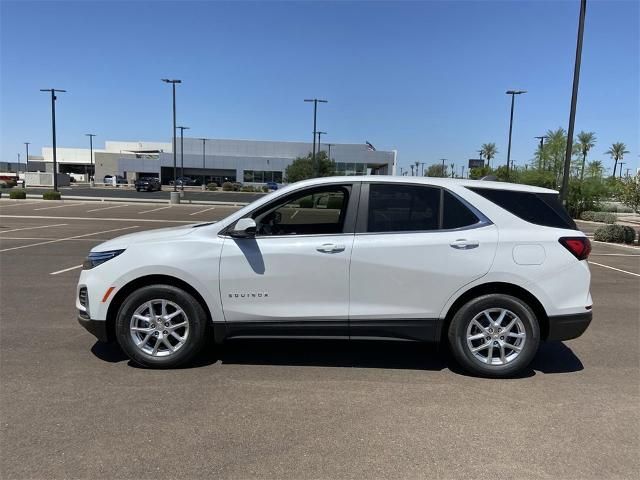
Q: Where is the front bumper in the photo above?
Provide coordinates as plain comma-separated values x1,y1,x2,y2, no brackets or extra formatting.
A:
77,315,110,342
547,311,592,341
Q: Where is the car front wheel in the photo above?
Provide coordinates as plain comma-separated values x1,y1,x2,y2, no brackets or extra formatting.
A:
115,285,208,368
448,294,540,378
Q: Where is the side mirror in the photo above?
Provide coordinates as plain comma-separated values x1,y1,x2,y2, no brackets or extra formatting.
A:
229,218,257,238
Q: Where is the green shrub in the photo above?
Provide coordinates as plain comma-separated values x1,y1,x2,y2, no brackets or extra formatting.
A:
42,191,61,200
222,182,233,191
593,212,616,224
206,183,218,191
580,211,596,221
0,181,8,189
9,190,26,199
241,185,255,192
622,226,637,244
261,186,269,193
593,224,635,244
580,211,615,224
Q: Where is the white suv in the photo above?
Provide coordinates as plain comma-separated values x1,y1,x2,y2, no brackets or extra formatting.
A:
77,177,592,377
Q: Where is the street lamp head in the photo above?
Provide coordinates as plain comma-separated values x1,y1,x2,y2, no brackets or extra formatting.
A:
506,90,527,95
85,133,96,137
162,79,182,84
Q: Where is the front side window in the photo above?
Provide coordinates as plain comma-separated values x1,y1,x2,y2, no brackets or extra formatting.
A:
253,186,349,236
367,184,440,232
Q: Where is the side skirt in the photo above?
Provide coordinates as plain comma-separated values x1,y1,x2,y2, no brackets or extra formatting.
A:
212,319,442,344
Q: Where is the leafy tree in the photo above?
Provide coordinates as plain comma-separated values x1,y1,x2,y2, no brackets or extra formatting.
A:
605,142,629,178
618,177,640,213
480,143,498,167
468,166,493,180
585,160,604,179
426,163,448,177
285,151,336,183
566,177,610,217
576,131,596,181
518,169,557,189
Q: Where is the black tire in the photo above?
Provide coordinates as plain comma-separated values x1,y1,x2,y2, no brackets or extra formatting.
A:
115,284,208,368
448,294,540,378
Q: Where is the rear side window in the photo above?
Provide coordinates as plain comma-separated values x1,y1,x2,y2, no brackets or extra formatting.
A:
443,191,480,229
468,187,576,230
368,184,440,232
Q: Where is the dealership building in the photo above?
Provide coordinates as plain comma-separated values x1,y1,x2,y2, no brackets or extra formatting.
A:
29,138,397,185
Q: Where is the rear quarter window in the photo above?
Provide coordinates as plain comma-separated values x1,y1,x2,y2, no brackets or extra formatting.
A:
467,187,577,230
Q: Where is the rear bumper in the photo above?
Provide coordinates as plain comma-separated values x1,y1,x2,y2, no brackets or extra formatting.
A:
77,315,110,342
547,311,592,341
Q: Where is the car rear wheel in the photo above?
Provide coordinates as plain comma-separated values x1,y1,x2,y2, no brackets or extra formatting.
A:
115,285,208,368
448,294,540,378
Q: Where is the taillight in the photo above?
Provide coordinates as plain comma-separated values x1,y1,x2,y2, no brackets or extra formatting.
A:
559,236,591,260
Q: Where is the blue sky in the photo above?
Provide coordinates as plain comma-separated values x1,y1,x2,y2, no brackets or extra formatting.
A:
1,0,638,174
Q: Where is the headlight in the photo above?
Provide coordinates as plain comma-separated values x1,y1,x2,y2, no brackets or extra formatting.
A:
82,249,125,270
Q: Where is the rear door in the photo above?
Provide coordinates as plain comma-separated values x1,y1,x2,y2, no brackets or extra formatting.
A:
349,183,498,335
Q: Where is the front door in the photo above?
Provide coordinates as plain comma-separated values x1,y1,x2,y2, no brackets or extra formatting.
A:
219,183,358,336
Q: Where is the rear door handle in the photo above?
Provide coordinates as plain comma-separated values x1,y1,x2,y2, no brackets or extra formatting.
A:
450,239,479,250
316,243,346,253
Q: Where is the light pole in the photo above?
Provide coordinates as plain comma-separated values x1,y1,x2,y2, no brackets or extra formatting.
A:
441,158,447,177
619,162,625,178
535,135,548,170
199,138,207,185
40,88,66,192
505,90,527,180
24,142,30,173
327,143,333,162
304,98,327,176
560,0,587,202
162,79,181,191
317,131,327,159
176,126,190,190
86,133,96,185
17,153,21,173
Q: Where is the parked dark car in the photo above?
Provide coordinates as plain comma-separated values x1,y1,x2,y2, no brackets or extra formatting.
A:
103,175,127,185
266,181,279,190
169,176,199,187
135,177,161,192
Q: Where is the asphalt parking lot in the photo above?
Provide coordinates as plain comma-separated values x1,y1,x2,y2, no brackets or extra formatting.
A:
1,200,638,479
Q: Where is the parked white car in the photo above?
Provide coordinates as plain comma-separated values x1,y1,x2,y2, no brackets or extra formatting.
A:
77,176,592,377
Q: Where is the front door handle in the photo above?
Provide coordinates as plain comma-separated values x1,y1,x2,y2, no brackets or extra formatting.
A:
450,239,479,250
316,243,346,253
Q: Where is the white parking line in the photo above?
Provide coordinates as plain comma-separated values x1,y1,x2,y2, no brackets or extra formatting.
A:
139,206,172,214
86,204,128,213
0,225,138,253
34,203,83,211
189,206,217,216
590,253,640,257
0,215,194,224
590,262,640,278
0,223,68,234
50,264,83,275
0,201,44,208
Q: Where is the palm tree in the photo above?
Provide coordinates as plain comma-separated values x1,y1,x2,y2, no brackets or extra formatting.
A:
576,131,596,181
480,143,498,168
586,160,604,178
415,161,421,177
605,142,629,178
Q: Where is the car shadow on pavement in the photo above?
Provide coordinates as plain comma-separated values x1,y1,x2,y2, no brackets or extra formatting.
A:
90,338,583,377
